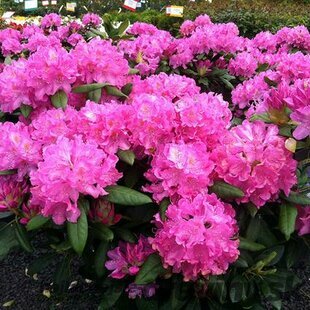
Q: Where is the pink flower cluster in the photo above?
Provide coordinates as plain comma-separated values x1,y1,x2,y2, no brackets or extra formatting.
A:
151,193,239,281
212,121,297,207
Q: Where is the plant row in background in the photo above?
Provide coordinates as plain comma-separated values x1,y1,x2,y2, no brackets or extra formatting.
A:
0,12,309,310
1,0,310,37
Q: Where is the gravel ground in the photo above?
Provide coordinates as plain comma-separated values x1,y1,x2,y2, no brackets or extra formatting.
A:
1,248,309,310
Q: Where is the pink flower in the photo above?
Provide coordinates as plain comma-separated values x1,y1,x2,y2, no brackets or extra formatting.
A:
129,22,158,36
180,20,196,36
82,13,102,27
130,73,200,101
296,206,310,236
0,175,28,212
212,121,297,207
228,52,258,78
0,122,41,174
105,236,154,279
174,93,232,149
126,283,158,299
79,101,132,153
291,106,310,140
128,94,176,153
72,38,129,87
150,193,239,281
41,13,62,29
145,142,214,202
26,46,77,103
89,199,121,226
30,136,121,224
0,59,30,112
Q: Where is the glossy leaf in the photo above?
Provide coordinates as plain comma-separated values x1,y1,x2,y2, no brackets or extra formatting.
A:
229,275,248,303
282,191,310,205
94,241,109,278
0,222,19,260
117,149,135,166
26,215,49,231
67,206,88,255
51,90,68,109
239,237,265,251
279,203,298,240
0,169,17,176
105,185,152,205
72,83,109,93
15,222,33,253
92,223,114,241
135,254,166,285
209,181,244,199
160,198,170,221
208,277,227,304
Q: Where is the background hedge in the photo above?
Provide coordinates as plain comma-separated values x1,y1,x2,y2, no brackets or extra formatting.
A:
1,0,309,37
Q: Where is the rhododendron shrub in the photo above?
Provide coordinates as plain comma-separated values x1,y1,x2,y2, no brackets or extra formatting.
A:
0,13,309,310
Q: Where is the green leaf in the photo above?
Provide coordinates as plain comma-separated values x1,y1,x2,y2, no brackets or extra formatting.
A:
160,198,170,221
135,253,166,285
94,241,109,278
282,191,310,205
250,113,272,123
209,181,244,199
229,275,248,303
185,297,201,310
104,85,128,98
26,215,49,231
117,149,135,166
15,222,33,253
170,280,192,310
67,204,88,255
264,269,301,293
0,212,13,219
256,219,278,247
128,68,139,75
4,56,12,65
256,63,269,73
209,277,227,304
136,298,158,310
239,237,265,251
121,83,133,96
98,281,125,309
118,20,130,35
105,185,152,206
72,83,109,93
245,217,261,241
257,246,285,266
113,227,136,243
53,256,71,294
88,88,102,103
264,76,278,87
0,222,19,260
51,90,68,109
27,254,57,276
20,105,33,118
91,223,114,241
0,169,17,176
279,203,297,240
50,240,72,252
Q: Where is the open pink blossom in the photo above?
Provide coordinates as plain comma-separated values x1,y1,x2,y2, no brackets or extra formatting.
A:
30,136,121,224
145,142,214,202
150,193,239,281
105,236,154,279
212,121,297,207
